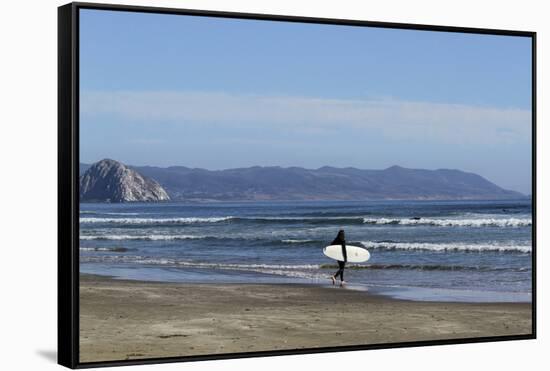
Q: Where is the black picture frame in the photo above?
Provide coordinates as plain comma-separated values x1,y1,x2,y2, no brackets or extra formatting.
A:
58,2,537,368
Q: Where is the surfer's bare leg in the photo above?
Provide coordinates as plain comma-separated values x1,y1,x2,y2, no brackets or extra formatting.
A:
332,270,340,284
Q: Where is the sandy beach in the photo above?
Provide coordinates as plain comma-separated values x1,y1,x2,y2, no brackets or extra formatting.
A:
79,274,532,363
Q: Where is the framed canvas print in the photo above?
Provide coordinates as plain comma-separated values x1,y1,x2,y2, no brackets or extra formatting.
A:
58,2,536,368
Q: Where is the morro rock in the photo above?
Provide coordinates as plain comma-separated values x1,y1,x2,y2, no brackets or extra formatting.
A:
80,159,170,202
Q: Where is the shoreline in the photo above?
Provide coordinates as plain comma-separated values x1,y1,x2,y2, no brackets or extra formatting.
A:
79,273,532,363
79,270,532,304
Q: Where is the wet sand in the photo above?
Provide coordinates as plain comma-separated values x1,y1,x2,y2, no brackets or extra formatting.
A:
79,274,532,363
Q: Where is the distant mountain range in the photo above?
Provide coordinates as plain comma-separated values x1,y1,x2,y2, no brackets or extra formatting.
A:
79,159,524,203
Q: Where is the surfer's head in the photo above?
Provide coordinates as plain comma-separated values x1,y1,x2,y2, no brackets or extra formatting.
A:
337,229,345,240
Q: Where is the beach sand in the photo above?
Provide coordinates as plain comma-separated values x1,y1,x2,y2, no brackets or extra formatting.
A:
79,274,532,363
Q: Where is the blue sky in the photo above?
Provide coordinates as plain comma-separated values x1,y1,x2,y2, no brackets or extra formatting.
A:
79,9,532,194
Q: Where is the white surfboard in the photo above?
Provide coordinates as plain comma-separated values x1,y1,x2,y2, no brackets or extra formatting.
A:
323,245,370,263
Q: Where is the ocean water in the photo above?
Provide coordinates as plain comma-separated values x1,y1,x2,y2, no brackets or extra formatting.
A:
79,199,533,302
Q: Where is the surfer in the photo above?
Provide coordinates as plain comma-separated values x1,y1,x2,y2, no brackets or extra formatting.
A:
330,229,347,287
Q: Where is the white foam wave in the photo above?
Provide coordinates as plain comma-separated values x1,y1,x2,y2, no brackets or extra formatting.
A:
81,255,320,270
360,241,531,253
83,255,331,280
249,216,358,220
80,234,205,241
79,247,129,252
80,234,305,242
362,217,531,227
178,261,320,270
80,216,233,224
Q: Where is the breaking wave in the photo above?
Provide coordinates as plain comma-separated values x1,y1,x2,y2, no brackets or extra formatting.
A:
80,234,208,241
360,241,531,253
80,216,233,224
78,234,530,253
79,234,323,245
79,246,131,252
80,215,531,228
362,217,531,227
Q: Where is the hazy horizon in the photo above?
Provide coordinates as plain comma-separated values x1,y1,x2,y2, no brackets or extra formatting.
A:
80,9,533,194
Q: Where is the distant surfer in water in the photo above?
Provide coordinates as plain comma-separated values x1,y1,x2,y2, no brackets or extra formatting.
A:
330,229,347,287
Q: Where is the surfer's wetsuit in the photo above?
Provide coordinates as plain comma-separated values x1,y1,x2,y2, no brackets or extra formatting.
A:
331,231,347,282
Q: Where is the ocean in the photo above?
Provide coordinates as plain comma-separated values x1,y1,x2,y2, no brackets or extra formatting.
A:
79,199,533,303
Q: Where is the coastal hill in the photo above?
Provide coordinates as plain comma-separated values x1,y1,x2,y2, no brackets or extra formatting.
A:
80,159,170,202
80,161,523,202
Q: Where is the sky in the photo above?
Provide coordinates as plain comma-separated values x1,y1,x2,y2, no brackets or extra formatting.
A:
79,9,533,194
